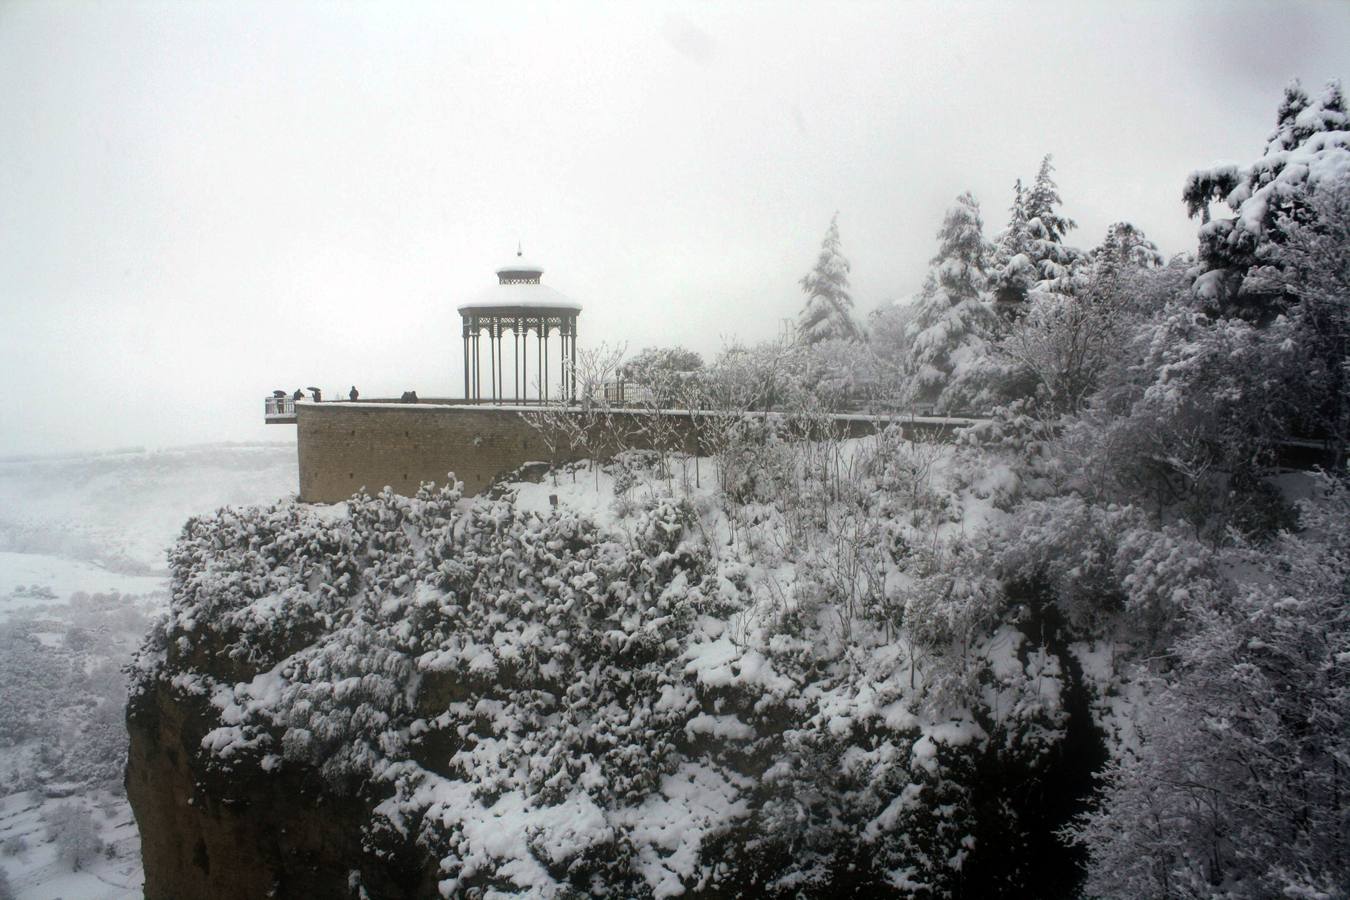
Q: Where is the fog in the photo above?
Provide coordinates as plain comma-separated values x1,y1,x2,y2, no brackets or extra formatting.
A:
1,0,1346,455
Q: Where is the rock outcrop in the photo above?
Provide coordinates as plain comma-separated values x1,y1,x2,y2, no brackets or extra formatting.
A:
127,679,439,899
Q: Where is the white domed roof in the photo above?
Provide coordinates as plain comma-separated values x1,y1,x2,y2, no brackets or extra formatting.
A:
458,281,582,313
458,250,582,314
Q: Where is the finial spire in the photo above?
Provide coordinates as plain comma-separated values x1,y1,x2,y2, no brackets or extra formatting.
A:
516,240,522,258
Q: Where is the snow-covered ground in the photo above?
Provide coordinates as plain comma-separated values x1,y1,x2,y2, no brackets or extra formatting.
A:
0,443,297,898
0,790,142,900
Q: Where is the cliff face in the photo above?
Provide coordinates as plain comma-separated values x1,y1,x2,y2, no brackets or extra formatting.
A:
126,680,439,899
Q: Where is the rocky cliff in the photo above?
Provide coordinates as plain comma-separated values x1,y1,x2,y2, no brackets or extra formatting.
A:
127,678,440,899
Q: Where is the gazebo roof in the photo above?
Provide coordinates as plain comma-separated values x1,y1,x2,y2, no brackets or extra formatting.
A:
457,281,582,314
458,250,582,315
495,257,545,278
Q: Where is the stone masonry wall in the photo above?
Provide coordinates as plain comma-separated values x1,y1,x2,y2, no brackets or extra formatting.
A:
296,403,698,502
294,402,973,503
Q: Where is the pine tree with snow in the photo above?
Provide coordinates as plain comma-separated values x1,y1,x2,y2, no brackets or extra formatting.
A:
1089,222,1163,284
1268,79,1313,152
1022,154,1082,293
991,178,1035,310
1183,78,1350,320
904,192,1000,411
797,214,862,345
991,158,1081,312
1025,155,1075,244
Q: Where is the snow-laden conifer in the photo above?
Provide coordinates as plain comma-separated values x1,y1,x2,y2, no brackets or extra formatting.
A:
798,214,862,345
1089,222,1164,284
991,157,1082,309
1022,154,1082,293
1184,78,1350,319
903,192,999,411
991,178,1036,309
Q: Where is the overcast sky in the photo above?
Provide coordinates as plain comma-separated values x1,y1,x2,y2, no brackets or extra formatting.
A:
2,0,1347,455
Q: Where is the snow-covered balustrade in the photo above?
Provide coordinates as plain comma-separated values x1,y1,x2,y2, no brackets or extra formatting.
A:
263,396,296,423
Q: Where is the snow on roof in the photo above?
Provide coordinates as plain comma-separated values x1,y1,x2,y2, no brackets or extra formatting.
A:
458,281,583,313
495,257,545,276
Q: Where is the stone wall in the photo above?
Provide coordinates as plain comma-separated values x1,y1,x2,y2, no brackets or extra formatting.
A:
294,402,976,503
296,402,700,502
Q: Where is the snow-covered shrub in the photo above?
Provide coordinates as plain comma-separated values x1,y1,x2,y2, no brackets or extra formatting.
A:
139,480,744,894
1060,301,1304,537
0,630,68,746
1071,479,1350,899
714,416,796,506
135,423,1129,897
618,345,704,399
899,537,1005,707
998,495,1214,645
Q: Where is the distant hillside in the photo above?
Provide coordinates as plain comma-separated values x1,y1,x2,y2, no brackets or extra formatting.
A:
0,443,297,576
0,442,301,900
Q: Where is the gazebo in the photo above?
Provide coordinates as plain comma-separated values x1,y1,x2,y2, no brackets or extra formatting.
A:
458,250,582,403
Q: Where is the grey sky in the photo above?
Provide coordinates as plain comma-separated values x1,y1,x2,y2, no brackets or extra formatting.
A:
2,0,1347,455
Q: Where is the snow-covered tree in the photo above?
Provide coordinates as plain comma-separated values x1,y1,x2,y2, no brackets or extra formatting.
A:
620,346,703,384
904,192,1000,411
1183,78,1350,320
992,178,1036,310
1245,179,1350,465
619,345,704,408
991,158,1082,311
1089,222,1164,285
866,300,918,394
798,214,862,345
1071,481,1350,900
43,802,102,872
999,289,1124,417
1022,154,1082,294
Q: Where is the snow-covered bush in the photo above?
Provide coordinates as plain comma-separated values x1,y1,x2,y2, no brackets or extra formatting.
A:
998,495,1214,646
137,423,1126,897
1070,479,1350,899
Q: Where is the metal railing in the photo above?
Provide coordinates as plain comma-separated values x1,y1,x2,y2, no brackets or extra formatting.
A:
264,396,296,419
